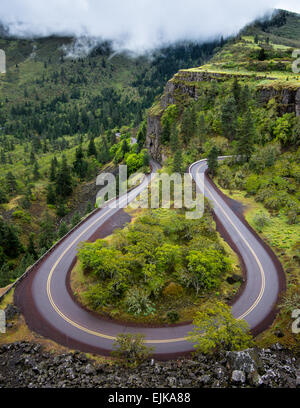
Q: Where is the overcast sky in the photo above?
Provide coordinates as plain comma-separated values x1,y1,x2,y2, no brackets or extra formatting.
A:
0,1,299,52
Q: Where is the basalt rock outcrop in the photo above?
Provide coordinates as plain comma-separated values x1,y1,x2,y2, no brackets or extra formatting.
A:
146,69,300,160
0,342,299,388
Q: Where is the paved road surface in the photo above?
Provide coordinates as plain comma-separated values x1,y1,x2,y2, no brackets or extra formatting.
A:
15,159,284,359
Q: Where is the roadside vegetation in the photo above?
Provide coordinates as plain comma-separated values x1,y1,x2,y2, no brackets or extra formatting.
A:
149,10,300,349
0,35,222,289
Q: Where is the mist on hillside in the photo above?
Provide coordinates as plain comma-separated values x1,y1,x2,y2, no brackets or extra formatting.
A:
0,0,281,54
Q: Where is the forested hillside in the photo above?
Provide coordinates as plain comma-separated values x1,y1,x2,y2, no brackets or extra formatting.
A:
0,34,223,288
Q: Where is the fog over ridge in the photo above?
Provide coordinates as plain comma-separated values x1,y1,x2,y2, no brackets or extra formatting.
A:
0,1,295,53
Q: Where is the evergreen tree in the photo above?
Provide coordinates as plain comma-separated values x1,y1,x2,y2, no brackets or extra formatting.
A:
181,106,196,144
46,184,56,205
258,47,266,61
0,263,11,287
237,111,255,161
87,136,97,157
221,96,237,141
170,124,179,153
161,120,171,144
172,149,183,174
85,201,93,214
231,77,241,106
27,234,37,260
0,189,8,204
197,114,206,142
56,202,68,217
0,217,23,258
55,155,73,198
58,222,68,238
0,149,6,164
240,85,251,112
71,211,81,227
50,158,57,182
33,161,40,180
121,139,129,157
5,172,18,195
38,213,56,250
207,146,219,176
73,145,88,179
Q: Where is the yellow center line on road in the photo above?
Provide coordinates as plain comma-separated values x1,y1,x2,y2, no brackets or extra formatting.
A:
192,161,265,320
46,160,265,345
47,179,188,344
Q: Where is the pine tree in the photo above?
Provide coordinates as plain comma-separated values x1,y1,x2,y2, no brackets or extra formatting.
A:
258,47,266,61
38,213,56,250
0,189,8,204
121,139,129,157
162,120,171,144
207,146,219,176
237,111,255,161
0,149,6,164
221,96,237,141
5,172,17,195
172,149,183,174
58,222,68,238
240,85,251,112
73,145,88,179
33,161,40,180
30,150,36,164
181,106,196,145
71,211,81,228
231,77,241,106
169,124,179,153
55,155,73,198
85,201,93,215
27,234,37,260
197,114,206,142
87,137,97,157
50,158,57,182
0,217,23,258
56,202,68,217
46,184,56,205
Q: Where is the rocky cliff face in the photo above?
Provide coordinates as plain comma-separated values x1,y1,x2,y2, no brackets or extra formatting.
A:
258,86,300,116
0,341,299,388
146,69,300,160
146,113,162,161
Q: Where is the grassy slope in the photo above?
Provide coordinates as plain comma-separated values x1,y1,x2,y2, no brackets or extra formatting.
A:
181,10,300,88
214,184,300,350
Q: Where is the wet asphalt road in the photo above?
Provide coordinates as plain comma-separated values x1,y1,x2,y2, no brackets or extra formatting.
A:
16,159,283,358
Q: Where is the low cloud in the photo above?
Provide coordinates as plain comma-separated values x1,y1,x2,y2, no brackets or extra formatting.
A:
0,1,289,53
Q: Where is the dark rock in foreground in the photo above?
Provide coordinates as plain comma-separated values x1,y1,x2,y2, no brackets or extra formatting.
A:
0,342,299,388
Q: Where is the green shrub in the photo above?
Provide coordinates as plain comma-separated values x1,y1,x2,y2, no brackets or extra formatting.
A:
83,284,112,309
188,302,253,354
253,211,270,232
167,311,180,323
12,210,31,223
125,288,155,316
162,282,184,299
245,174,261,195
111,333,153,367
